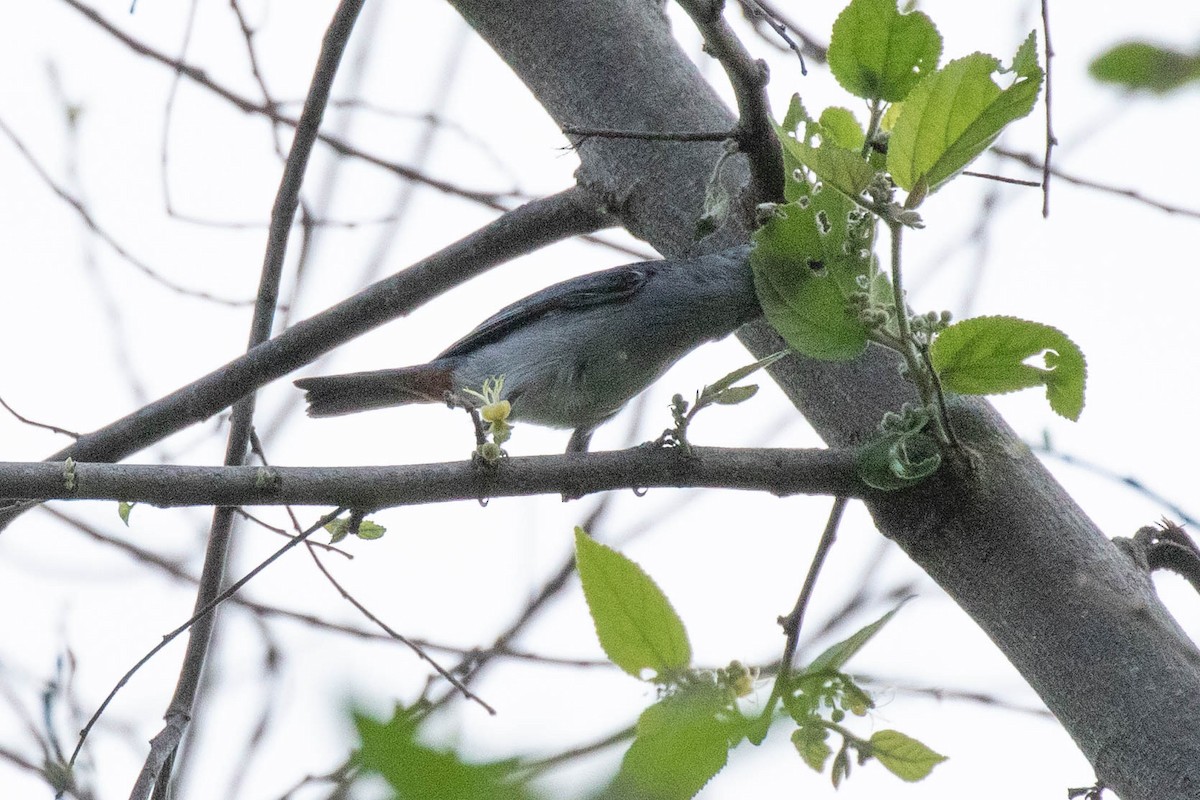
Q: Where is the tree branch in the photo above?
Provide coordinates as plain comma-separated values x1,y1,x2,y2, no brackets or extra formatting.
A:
677,0,786,206
0,446,868,508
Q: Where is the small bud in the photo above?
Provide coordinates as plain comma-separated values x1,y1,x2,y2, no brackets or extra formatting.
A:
481,399,511,424
477,441,504,464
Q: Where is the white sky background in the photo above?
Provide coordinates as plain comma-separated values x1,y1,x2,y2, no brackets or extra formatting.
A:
1,1,1199,798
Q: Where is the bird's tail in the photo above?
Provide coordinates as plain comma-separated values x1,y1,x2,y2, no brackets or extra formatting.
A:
294,363,455,417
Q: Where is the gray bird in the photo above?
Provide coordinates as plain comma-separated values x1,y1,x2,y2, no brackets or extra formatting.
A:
294,246,760,452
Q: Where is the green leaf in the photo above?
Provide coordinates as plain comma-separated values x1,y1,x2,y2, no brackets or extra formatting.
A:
806,601,910,674
1010,29,1041,78
791,724,832,772
889,34,1043,194
831,745,851,787
1090,42,1200,94
355,520,386,540
326,519,351,544
354,708,533,800
751,188,876,361
856,429,942,490
614,687,732,800
818,107,866,152
828,0,942,102
868,729,947,781
929,315,1087,420
780,93,811,136
575,528,691,679
709,385,759,406
701,350,789,398
776,135,875,203
777,97,815,202
118,501,134,526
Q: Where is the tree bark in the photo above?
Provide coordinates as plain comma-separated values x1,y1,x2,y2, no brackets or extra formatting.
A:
448,1,1200,797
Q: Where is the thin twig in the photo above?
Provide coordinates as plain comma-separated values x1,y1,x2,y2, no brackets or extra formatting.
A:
422,502,619,712
514,724,636,780
735,0,827,63
992,146,1200,220
156,0,200,222
66,508,345,779
766,499,847,718
1031,442,1199,528
304,545,496,713
43,504,609,666
0,116,253,307
736,0,809,74
59,0,520,212
0,394,80,439
961,170,1041,188
561,124,736,143
1040,0,1056,218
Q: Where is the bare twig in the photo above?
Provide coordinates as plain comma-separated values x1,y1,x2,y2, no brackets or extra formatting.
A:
67,509,345,793
0,394,80,439
961,170,1042,188
305,546,495,712
59,0,520,212
1040,0,1056,217
733,0,827,63
1030,441,1199,528
156,0,200,222
993,147,1200,220
422,504,615,713
514,724,636,780
755,497,847,736
0,116,253,307
42,506,608,667
1,743,94,800
734,0,814,74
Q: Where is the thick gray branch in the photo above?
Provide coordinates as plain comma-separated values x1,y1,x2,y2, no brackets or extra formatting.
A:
447,1,1200,797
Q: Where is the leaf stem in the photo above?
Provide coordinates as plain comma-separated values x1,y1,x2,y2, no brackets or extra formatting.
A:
919,343,961,450
861,98,885,160
888,221,953,447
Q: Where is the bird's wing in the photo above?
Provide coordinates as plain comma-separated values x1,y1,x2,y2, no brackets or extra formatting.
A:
438,261,658,358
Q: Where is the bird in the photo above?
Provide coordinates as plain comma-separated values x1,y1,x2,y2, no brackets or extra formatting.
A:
294,245,760,452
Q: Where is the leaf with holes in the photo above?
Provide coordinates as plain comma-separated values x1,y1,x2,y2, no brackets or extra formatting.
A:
752,188,876,361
